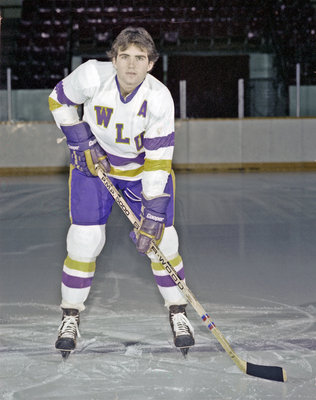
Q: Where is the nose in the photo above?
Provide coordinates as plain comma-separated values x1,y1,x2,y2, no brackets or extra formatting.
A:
128,57,136,68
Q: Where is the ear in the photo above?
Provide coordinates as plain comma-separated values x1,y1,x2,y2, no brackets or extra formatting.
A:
147,61,154,73
112,57,117,69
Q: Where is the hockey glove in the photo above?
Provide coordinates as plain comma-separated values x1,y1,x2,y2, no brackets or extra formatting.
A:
132,192,170,254
61,121,110,177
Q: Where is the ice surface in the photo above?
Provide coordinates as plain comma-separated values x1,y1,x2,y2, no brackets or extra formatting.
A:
1,172,316,399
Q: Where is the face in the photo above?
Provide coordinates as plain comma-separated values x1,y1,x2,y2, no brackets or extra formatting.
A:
113,44,154,96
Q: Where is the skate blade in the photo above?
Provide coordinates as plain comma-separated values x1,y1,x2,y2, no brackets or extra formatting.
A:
180,347,190,357
61,350,71,360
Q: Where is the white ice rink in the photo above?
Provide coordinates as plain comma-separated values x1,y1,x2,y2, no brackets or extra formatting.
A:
0,171,316,399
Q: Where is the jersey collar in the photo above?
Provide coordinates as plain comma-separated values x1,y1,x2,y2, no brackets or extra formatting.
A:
115,75,144,104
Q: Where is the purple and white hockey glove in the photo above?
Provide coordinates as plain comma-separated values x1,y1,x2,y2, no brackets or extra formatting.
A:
131,193,170,254
61,121,110,177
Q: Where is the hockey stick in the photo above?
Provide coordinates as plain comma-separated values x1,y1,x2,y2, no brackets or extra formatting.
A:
96,164,287,382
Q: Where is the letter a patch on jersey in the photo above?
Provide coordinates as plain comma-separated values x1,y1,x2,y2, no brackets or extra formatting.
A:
95,106,113,128
137,101,147,118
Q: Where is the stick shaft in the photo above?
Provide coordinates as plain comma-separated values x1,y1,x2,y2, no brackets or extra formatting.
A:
96,166,244,367
96,165,286,382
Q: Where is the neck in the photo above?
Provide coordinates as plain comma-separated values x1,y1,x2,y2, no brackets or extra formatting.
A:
117,79,134,99
121,88,133,98
115,76,144,104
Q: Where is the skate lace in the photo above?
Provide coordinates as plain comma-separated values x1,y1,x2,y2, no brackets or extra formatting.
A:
58,315,81,339
171,313,194,336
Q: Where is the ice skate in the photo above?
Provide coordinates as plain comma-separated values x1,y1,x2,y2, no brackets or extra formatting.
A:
55,308,80,359
169,305,195,356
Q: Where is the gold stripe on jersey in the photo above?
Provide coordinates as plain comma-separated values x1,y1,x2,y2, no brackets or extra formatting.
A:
109,165,144,177
109,159,172,178
48,96,62,111
144,159,172,173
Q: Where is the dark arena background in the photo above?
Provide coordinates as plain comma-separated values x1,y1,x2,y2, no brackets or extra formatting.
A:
0,2,316,399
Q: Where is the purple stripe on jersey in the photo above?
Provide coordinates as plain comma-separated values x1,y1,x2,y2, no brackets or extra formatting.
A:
154,267,185,288
144,132,175,151
107,151,145,166
115,76,144,104
55,81,78,106
62,271,93,289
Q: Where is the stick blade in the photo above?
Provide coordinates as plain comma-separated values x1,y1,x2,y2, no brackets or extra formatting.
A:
246,362,287,382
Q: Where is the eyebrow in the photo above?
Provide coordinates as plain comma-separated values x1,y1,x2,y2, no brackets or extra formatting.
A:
118,52,147,58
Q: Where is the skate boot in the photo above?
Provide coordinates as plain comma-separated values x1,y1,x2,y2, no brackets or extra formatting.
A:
55,308,80,359
169,304,195,356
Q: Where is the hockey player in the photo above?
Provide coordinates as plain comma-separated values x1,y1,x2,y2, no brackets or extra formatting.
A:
48,26,194,357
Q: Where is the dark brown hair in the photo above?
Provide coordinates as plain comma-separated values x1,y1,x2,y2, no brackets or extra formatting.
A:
107,27,159,63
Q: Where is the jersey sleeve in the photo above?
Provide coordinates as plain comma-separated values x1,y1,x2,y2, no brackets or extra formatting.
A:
48,60,110,127
142,87,175,197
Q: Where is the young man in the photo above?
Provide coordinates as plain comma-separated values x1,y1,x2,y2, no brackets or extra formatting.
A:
48,27,194,357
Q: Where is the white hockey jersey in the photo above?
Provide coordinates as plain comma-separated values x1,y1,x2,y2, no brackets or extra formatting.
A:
49,60,175,196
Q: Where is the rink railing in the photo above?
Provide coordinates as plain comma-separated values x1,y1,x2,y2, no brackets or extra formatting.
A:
1,117,316,175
